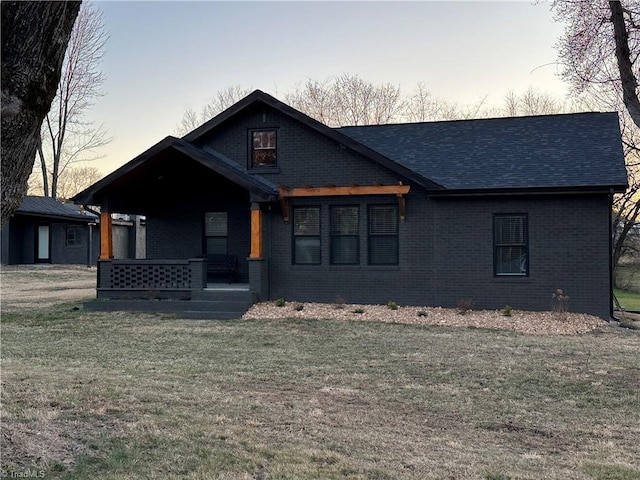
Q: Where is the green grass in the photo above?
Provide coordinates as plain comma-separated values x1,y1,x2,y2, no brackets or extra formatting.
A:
614,289,640,311
2,303,640,479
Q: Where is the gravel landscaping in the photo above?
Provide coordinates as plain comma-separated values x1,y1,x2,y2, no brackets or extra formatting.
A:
244,301,608,335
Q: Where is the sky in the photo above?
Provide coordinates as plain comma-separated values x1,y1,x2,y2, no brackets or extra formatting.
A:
89,0,569,174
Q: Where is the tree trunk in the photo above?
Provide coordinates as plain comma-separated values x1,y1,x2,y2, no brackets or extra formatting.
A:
609,0,640,130
1,1,81,225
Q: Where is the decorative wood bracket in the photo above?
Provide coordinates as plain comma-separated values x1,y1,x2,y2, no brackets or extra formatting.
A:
277,182,410,223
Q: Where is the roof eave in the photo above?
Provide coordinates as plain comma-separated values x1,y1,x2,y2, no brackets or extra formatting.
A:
427,184,628,197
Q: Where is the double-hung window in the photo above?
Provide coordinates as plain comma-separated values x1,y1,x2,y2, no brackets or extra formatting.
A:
251,130,277,168
65,227,79,247
494,214,528,276
368,205,398,265
205,212,228,254
331,206,359,264
293,207,321,264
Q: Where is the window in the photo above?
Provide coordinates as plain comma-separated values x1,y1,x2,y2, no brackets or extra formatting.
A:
205,212,228,254
368,205,398,265
251,130,277,168
293,207,320,264
331,206,359,264
65,227,79,246
494,214,528,276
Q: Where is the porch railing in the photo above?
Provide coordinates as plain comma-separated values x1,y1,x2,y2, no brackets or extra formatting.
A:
97,258,206,300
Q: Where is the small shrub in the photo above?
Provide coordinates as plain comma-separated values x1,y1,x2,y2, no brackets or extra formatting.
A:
456,298,474,315
334,295,346,310
386,301,399,310
502,305,513,317
417,310,428,317
352,308,365,314
274,298,286,307
293,303,304,311
551,289,570,317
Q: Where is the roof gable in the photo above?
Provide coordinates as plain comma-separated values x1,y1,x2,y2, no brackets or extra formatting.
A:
183,90,443,190
72,136,279,207
338,112,628,192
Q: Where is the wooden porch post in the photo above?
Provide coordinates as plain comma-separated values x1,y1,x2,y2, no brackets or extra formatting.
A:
100,211,113,259
250,204,263,259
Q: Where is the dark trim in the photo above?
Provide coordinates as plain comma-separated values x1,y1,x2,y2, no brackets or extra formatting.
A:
292,205,321,265
71,136,279,206
330,205,360,265
182,90,444,191
429,185,628,198
609,192,615,320
493,213,529,277
367,204,399,266
248,128,278,169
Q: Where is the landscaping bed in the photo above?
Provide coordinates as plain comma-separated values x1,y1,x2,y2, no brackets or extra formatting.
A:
244,302,608,335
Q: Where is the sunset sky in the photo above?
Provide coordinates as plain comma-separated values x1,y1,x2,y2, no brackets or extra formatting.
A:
89,1,569,174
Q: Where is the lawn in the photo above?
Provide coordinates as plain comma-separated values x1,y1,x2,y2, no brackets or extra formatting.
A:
614,289,640,311
1,303,639,480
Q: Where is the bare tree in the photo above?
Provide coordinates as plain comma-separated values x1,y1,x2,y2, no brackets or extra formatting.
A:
551,0,640,127
176,85,254,135
37,1,110,199
501,87,565,116
1,1,81,225
286,74,404,127
550,0,640,274
29,165,103,201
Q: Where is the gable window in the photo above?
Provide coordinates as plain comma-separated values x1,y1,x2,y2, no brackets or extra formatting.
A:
293,207,320,265
65,227,79,246
251,130,277,168
205,212,228,254
494,214,528,276
331,206,359,265
368,205,398,265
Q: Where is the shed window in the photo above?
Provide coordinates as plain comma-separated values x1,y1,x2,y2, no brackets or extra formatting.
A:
494,214,528,276
251,130,277,168
331,206,359,264
205,212,228,254
65,227,80,246
293,207,320,265
368,205,398,265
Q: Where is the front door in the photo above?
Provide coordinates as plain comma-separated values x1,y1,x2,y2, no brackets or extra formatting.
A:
36,225,50,263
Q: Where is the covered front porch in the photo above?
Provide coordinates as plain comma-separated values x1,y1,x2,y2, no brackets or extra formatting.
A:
73,136,276,314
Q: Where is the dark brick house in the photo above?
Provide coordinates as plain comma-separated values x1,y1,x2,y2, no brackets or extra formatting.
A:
73,90,628,318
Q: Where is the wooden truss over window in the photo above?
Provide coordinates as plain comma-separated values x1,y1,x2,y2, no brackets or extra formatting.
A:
277,183,410,223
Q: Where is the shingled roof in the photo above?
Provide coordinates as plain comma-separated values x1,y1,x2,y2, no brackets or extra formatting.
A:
338,112,628,193
16,196,97,221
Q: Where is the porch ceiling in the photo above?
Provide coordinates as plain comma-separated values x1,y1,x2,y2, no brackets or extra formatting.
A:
72,137,278,213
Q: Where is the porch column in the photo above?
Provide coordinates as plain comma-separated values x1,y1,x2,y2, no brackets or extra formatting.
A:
250,203,263,259
100,211,113,259
248,202,269,303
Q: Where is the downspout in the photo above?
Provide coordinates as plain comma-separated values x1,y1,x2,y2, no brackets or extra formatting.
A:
609,189,615,321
